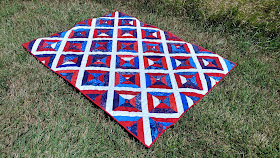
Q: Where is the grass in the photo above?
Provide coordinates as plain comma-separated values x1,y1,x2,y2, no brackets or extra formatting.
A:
134,0,280,37
0,0,279,157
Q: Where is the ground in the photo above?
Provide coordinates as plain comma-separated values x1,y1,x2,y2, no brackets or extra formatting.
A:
0,0,279,157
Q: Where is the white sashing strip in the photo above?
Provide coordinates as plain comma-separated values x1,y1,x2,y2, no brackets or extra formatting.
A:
106,11,119,112
187,43,208,94
75,19,97,88
136,18,153,146
109,111,182,118
217,55,229,74
143,116,152,146
31,38,42,54
159,30,184,115
50,30,72,70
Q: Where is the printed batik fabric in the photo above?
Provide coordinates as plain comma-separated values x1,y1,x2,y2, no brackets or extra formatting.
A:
23,11,236,148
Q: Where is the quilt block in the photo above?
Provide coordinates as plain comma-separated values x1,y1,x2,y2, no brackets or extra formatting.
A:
23,11,236,148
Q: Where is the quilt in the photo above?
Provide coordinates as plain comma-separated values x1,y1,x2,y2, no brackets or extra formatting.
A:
22,11,237,148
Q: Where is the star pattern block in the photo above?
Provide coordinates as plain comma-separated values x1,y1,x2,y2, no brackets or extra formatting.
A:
23,11,236,148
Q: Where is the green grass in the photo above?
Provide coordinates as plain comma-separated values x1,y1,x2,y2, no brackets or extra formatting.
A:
134,0,280,37
0,0,279,157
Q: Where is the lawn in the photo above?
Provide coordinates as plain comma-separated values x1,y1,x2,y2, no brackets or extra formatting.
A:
0,0,279,157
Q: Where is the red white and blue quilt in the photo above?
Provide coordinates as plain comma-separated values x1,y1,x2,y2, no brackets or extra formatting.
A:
23,11,236,148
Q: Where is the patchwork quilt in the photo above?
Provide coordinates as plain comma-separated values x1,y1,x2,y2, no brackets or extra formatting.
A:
22,11,236,148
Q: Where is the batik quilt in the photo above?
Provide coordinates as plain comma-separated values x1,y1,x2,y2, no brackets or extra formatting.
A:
22,11,236,148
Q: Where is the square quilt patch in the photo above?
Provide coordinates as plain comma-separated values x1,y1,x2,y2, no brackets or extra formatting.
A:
23,11,236,148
